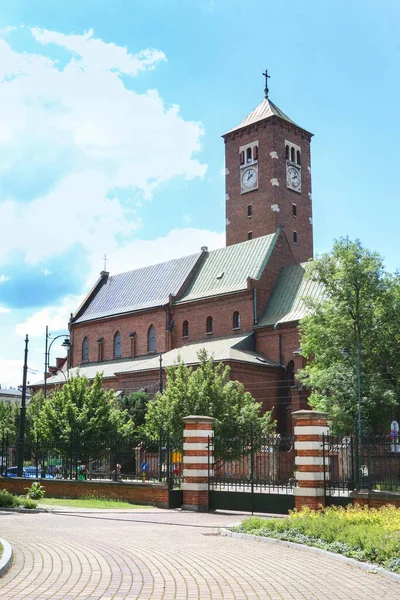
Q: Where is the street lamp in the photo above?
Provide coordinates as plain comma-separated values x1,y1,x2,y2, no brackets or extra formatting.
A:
44,325,71,398
342,346,362,438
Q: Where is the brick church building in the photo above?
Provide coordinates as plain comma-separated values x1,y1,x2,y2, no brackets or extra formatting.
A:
37,80,322,433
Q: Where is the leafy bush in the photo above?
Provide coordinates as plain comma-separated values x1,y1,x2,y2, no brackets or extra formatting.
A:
25,482,45,500
233,505,400,573
20,498,38,510
0,489,19,508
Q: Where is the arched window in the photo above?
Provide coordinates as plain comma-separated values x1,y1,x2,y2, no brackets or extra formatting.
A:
82,337,89,362
285,145,289,160
254,145,258,160
232,311,240,329
246,147,252,162
291,147,295,162
206,316,213,334
148,325,156,352
182,320,189,338
296,150,301,165
113,331,121,358
240,150,245,165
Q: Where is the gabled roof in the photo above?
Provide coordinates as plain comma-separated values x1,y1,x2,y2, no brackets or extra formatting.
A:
33,333,280,387
224,98,310,136
177,232,279,304
255,263,325,328
74,252,202,324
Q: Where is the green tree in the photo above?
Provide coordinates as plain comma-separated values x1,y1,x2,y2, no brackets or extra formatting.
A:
0,401,19,441
298,238,400,434
145,350,275,457
117,391,149,433
25,391,45,442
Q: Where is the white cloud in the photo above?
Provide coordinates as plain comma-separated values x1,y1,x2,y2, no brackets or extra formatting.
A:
41,269,52,277
0,306,11,313
15,294,82,338
0,358,41,388
0,275,10,283
0,28,207,273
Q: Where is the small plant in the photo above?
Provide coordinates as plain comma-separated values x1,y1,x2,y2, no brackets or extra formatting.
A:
25,481,46,500
0,489,19,508
20,498,38,510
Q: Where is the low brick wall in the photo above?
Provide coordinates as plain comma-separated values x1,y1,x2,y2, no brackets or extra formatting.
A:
351,490,400,509
0,477,169,508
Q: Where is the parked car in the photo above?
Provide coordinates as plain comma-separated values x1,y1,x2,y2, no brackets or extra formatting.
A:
24,466,54,479
2,466,28,478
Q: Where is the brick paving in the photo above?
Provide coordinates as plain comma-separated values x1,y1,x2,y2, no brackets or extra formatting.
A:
0,508,399,599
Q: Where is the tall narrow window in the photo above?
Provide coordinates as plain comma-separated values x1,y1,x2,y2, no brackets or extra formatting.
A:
206,316,213,334
248,231,253,240
129,332,136,358
285,145,289,160
247,205,252,218
97,337,103,362
82,337,89,362
254,145,258,160
246,147,252,163
182,320,189,338
291,147,295,162
113,331,121,358
296,150,301,165
148,325,156,352
240,150,245,165
293,231,298,244
233,311,240,330
292,204,297,217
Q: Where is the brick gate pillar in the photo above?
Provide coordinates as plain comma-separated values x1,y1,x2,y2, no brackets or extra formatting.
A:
182,415,214,511
292,410,329,510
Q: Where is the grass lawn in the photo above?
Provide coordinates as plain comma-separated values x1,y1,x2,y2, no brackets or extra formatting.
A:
232,504,400,574
0,541,3,558
39,497,154,510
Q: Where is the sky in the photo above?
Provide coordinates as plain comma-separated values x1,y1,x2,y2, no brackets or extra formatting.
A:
0,0,399,388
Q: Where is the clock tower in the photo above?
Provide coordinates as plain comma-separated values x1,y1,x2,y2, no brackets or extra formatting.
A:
223,73,313,264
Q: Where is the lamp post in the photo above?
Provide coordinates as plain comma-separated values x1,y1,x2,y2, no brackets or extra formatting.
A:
44,325,71,398
342,344,362,438
17,334,29,477
159,354,163,394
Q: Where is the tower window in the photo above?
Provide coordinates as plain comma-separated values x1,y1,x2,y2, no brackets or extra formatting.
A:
254,145,258,161
291,147,295,162
82,337,89,362
292,204,297,217
147,325,156,352
233,311,241,330
113,331,121,358
240,150,245,165
285,145,289,160
206,316,213,334
296,150,301,165
97,337,104,362
247,205,252,218
293,231,298,244
248,231,253,240
246,147,252,163
182,320,189,338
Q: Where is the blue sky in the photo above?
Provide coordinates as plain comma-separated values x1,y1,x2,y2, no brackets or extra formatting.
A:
0,0,399,387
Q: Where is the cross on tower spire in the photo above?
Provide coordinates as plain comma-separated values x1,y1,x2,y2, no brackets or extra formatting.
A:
262,69,270,99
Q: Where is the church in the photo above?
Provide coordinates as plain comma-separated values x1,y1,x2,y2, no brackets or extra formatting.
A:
37,77,323,434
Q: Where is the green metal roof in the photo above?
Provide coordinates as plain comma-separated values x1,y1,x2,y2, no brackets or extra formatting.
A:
177,232,280,304
224,98,301,135
255,263,325,327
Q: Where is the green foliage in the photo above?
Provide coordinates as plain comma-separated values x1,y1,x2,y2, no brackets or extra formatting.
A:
234,505,400,573
145,350,275,457
37,372,134,443
0,489,18,508
117,391,149,432
0,400,19,440
20,498,38,510
26,391,46,442
25,481,46,500
298,238,400,434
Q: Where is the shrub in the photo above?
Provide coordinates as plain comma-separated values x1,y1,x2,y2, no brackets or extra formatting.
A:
0,489,20,508
25,482,45,500
20,498,38,510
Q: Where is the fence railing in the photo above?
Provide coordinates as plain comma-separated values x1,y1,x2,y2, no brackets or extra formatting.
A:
0,433,183,489
210,433,295,494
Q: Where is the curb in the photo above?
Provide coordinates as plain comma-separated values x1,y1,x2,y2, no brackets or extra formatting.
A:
0,507,46,514
220,528,400,583
0,538,13,578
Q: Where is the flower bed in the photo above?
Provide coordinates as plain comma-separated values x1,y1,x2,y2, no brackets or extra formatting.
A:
232,505,400,573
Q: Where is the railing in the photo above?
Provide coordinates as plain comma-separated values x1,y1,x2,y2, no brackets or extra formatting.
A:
0,433,183,489
210,432,295,494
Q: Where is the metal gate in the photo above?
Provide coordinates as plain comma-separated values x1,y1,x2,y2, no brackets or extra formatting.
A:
208,431,295,514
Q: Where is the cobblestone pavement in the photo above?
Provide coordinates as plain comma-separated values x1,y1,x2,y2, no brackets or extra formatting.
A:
0,508,399,599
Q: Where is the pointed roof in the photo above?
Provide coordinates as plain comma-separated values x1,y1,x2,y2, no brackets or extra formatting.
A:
224,98,311,136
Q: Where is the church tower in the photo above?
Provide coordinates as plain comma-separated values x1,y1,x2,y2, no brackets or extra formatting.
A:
223,72,314,264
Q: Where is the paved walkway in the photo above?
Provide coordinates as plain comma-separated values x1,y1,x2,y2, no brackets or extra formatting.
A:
0,508,399,599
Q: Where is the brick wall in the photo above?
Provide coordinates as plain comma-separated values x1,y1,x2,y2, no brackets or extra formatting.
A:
351,491,400,509
224,116,313,263
0,478,169,507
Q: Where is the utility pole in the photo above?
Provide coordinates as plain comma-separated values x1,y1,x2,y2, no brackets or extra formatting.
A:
17,335,29,477
159,354,163,394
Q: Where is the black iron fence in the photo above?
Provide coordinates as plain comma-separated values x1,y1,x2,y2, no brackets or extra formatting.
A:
323,434,400,496
210,432,296,494
0,433,183,489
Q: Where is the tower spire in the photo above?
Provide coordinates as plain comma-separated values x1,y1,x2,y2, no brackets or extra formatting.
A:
262,69,270,99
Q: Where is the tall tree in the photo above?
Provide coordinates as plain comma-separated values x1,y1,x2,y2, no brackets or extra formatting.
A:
117,391,149,433
298,238,399,434
145,350,275,457
0,401,19,441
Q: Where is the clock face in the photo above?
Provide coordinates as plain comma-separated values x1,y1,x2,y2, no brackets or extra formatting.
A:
242,167,257,190
287,165,301,191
